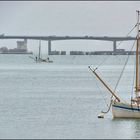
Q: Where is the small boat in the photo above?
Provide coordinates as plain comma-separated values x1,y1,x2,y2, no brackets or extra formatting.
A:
36,57,53,63
89,11,140,118
29,40,53,63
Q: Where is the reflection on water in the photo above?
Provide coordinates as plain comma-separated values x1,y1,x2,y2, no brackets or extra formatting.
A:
112,118,140,139
0,54,139,138
132,119,140,139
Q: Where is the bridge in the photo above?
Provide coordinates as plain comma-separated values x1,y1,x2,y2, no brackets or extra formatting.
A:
0,35,136,55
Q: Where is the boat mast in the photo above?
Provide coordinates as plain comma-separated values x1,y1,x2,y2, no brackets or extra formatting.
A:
135,10,140,95
38,40,41,60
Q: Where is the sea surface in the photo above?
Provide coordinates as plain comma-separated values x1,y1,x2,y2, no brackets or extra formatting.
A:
0,54,140,139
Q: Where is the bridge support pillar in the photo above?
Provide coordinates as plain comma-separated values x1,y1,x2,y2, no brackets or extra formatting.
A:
24,39,27,51
48,40,51,55
113,40,117,54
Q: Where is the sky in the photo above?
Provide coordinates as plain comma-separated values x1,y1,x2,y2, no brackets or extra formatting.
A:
0,1,140,54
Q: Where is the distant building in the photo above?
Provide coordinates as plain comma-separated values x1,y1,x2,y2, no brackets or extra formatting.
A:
60,51,66,55
50,50,60,55
0,39,33,54
0,46,8,53
85,51,95,55
50,50,66,55
116,49,125,52
70,51,85,55
94,51,113,55
17,39,27,52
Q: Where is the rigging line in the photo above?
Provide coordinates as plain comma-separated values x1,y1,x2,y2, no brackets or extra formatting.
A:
113,24,137,63
95,55,110,70
131,55,136,99
113,39,136,93
95,24,137,70
117,24,137,48
94,70,109,107
101,99,113,114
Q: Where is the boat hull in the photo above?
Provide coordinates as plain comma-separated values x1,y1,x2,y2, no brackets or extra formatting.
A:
112,102,140,118
37,59,53,63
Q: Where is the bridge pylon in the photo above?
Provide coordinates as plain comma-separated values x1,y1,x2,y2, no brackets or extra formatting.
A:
48,40,51,55
113,40,117,54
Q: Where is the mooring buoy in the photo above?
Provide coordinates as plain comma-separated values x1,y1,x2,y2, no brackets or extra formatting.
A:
98,113,104,118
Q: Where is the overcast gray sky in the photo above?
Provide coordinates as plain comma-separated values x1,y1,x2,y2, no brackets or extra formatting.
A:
0,1,140,53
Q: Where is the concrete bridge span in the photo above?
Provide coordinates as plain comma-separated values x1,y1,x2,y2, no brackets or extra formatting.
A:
0,35,136,55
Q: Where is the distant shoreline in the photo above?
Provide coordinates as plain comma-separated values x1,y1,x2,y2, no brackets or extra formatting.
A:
0,54,136,55
0,52,33,54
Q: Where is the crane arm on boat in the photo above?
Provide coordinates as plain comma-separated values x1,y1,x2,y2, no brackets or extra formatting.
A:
88,66,121,102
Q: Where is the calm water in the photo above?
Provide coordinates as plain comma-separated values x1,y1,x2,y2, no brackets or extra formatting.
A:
0,54,139,139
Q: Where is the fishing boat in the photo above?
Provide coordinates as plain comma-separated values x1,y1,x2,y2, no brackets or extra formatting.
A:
89,11,140,118
29,40,53,63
